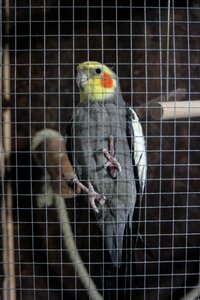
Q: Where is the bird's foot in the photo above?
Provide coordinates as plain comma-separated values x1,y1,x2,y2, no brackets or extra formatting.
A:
73,178,106,213
102,135,122,178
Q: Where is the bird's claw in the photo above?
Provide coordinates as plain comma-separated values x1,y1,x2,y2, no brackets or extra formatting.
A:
87,181,106,213
73,178,106,213
102,149,122,172
102,135,122,178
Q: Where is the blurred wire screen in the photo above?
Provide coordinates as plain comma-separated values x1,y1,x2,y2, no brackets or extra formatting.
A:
1,1,200,299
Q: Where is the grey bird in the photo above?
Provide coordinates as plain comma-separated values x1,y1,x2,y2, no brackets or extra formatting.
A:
67,61,147,267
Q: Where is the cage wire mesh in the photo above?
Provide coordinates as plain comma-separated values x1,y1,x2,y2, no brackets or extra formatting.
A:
1,0,200,299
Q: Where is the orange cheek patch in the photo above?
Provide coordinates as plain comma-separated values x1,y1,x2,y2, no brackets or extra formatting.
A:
101,72,113,88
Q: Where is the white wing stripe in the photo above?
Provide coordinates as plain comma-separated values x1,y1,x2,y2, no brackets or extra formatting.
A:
129,107,147,194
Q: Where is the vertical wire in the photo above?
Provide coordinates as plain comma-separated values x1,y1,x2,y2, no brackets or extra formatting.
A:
100,1,105,298
184,0,191,296
117,1,122,297
166,0,171,101
14,0,22,297
86,1,90,298
170,2,176,297
101,0,104,64
129,0,133,295
58,0,61,136
72,0,78,298
86,0,90,62
170,1,176,296
157,0,163,296
165,0,173,293
28,1,37,298
43,1,50,298
115,1,119,298
115,0,118,78
72,0,77,296
87,1,92,296
57,1,64,298
13,0,22,297
143,1,148,298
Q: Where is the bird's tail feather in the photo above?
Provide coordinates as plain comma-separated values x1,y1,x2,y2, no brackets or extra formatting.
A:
103,221,126,267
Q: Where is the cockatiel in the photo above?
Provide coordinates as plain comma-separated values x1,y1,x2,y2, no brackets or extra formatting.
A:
69,61,146,267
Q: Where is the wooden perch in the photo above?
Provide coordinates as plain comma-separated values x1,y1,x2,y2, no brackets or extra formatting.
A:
148,88,200,120
32,129,81,198
149,100,200,120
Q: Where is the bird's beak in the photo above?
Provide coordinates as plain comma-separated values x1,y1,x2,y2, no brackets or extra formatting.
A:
76,71,88,89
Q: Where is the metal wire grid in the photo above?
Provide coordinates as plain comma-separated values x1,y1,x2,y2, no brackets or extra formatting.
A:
1,1,200,299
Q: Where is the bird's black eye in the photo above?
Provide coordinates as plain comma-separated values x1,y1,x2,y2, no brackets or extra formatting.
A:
95,68,102,74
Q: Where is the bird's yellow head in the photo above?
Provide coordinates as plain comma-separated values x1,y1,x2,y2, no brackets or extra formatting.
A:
76,61,118,102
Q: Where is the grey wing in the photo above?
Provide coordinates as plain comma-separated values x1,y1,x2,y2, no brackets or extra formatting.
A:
127,107,147,196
